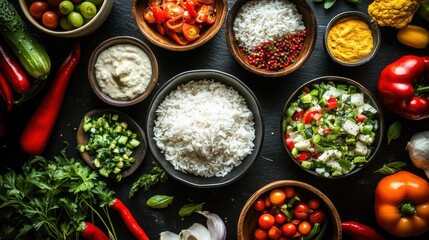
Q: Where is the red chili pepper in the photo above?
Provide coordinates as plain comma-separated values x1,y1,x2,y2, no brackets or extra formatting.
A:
110,198,150,240
0,71,13,111
19,41,80,155
341,221,386,240
81,222,109,240
0,39,30,95
377,55,429,120
285,133,295,150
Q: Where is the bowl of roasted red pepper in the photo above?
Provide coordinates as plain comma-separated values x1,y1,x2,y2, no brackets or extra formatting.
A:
281,76,384,178
237,180,342,239
132,0,227,51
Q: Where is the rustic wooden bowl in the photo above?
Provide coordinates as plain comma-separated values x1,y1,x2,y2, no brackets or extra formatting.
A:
132,0,227,51
88,36,158,107
76,109,147,179
237,180,342,240
225,0,317,77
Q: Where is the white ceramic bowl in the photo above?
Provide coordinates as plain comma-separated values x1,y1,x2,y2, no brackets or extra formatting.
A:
18,0,113,38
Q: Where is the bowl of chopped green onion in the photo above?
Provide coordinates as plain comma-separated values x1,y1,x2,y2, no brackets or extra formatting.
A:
281,76,384,178
76,108,147,181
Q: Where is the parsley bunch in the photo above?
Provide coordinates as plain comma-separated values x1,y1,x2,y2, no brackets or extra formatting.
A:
0,148,116,240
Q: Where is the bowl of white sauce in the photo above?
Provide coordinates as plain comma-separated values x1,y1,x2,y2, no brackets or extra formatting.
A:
88,36,159,107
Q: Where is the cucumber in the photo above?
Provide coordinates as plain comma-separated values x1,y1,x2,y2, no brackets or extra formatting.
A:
0,0,51,80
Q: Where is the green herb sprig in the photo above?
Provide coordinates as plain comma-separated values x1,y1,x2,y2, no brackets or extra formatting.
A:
374,161,407,175
128,166,168,198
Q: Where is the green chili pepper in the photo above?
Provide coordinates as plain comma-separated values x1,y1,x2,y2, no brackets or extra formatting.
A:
314,218,329,240
146,195,174,209
304,223,320,240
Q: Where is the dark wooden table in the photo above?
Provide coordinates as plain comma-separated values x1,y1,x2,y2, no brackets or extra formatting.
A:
3,0,429,239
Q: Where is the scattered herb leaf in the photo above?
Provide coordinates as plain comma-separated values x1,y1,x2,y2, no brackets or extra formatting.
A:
178,203,204,217
128,166,168,198
146,195,174,209
374,161,407,175
387,121,401,145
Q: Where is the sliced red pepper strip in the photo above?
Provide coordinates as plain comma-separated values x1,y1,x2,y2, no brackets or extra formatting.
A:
185,0,198,18
296,152,311,162
81,222,109,240
110,198,150,240
0,71,13,111
285,133,295,150
0,39,30,95
166,17,183,32
301,110,321,124
205,4,216,24
377,55,429,120
168,29,189,45
20,41,80,155
151,5,165,24
341,221,386,240
143,7,156,24
163,2,184,20
182,22,200,41
195,4,208,24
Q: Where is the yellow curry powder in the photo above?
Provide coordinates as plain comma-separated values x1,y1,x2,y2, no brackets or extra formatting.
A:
327,18,373,63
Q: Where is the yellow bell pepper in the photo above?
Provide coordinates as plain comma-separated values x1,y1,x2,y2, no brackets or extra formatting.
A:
397,24,429,49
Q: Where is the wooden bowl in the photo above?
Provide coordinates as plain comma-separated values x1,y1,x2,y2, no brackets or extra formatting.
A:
88,36,158,107
237,180,342,239
132,0,228,51
76,109,147,179
225,0,317,77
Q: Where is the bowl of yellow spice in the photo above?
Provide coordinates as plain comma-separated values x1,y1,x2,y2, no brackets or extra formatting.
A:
325,11,381,67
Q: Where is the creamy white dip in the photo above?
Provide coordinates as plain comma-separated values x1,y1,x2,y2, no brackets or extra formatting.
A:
94,43,152,100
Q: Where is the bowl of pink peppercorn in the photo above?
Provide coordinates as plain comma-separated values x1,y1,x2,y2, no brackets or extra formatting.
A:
225,0,317,78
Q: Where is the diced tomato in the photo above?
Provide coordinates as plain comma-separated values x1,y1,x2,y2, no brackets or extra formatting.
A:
301,110,321,124
292,108,305,121
148,0,162,7
323,127,331,133
168,30,189,45
182,23,200,41
296,152,311,162
356,113,366,123
143,7,156,24
195,4,209,23
151,6,165,24
205,4,216,24
302,87,310,94
326,97,338,109
285,133,295,150
163,3,184,20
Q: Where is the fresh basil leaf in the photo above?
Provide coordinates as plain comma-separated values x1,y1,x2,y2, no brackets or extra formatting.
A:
324,0,336,9
387,121,401,145
374,161,406,175
178,203,204,217
146,195,174,209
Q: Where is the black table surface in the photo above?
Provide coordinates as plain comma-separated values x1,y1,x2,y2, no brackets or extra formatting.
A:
3,0,429,239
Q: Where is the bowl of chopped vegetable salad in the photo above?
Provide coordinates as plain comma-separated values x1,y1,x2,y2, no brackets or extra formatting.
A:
281,76,384,178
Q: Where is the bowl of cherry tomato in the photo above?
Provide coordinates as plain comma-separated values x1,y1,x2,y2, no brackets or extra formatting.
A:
19,0,113,38
237,180,342,240
131,0,228,51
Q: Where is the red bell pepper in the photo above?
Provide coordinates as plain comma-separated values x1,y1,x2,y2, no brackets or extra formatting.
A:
377,55,429,120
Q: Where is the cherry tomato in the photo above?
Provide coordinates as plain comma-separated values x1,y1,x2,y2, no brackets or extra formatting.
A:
195,4,208,23
268,226,282,240
253,198,266,212
309,209,326,224
274,212,287,224
281,223,297,237
294,202,310,220
308,198,320,210
182,23,200,41
283,186,296,199
264,196,272,209
269,188,286,205
42,11,59,29
298,221,312,235
258,213,275,229
163,3,184,20
46,0,62,6
254,228,268,240
143,7,156,24
29,1,49,20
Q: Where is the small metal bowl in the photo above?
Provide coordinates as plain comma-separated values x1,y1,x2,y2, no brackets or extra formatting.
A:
324,11,381,67
76,109,147,179
88,36,158,107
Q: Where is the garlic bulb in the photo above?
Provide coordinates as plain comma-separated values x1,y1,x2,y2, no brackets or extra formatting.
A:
406,131,429,178
159,223,210,240
198,211,227,240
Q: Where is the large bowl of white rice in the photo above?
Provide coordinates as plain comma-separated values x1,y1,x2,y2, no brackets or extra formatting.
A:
146,69,264,188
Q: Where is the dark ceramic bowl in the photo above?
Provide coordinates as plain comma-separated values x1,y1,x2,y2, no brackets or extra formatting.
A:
281,76,384,178
225,0,317,77
238,180,342,239
76,108,147,179
324,11,381,66
146,69,264,188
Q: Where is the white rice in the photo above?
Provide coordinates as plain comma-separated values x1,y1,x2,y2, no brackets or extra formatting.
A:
233,0,305,50
153,80,256,177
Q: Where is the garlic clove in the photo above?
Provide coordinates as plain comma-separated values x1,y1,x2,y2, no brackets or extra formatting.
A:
198,211,227,240
160,231,181,240
179,223,211,240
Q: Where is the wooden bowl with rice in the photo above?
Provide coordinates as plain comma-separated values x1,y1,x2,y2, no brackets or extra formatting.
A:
145,69,264,188
225,0,317,78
